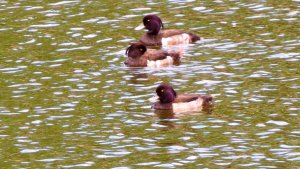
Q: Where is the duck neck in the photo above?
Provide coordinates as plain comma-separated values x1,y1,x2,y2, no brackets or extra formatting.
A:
160,91,176,103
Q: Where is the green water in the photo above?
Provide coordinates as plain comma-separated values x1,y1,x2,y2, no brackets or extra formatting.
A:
0,0,299,168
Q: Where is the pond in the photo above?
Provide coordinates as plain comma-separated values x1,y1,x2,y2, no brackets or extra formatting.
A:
0,0,299,168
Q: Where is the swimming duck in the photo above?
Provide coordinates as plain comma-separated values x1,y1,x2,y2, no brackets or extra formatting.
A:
135,14,201,46
153,84,213,113
124,42,181,67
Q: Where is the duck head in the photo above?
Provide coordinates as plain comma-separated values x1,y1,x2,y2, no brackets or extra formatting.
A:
125,43,147,58
135,14,164,35
156,84,177,103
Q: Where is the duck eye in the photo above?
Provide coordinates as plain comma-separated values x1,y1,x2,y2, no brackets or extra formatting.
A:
147,19,150,22
139,48,143,51
161,89,164,93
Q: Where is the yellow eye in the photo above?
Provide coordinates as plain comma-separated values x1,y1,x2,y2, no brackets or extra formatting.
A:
139,48,143,51
161,89,164,92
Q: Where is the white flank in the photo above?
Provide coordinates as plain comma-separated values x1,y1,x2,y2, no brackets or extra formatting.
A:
172,97,203,113
147,56,173,67
161,33,190,46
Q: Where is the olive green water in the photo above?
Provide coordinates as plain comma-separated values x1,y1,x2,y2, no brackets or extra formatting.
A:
0,0,300,168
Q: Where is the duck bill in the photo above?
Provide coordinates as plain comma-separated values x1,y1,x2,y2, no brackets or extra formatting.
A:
148,95,159,102
135,23,145,30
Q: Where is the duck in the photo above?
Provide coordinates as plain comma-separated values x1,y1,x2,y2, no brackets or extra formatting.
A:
124,42,181,67
135,14,201,46
153,84,213,113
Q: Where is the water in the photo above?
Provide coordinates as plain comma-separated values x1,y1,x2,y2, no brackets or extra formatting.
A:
0,0,299,168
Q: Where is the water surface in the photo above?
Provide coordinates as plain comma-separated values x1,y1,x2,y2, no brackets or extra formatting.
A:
0,0,299,168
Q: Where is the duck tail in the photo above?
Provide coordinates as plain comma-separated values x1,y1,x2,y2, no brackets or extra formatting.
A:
188,33,201,42
201,95,213,113
202,95,213,103
167,50,182,63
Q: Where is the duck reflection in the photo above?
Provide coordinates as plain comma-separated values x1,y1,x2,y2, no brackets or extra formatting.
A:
154,109,176,128
125,69,149,84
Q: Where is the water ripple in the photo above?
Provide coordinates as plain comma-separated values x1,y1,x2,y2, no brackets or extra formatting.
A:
0,0,299,168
